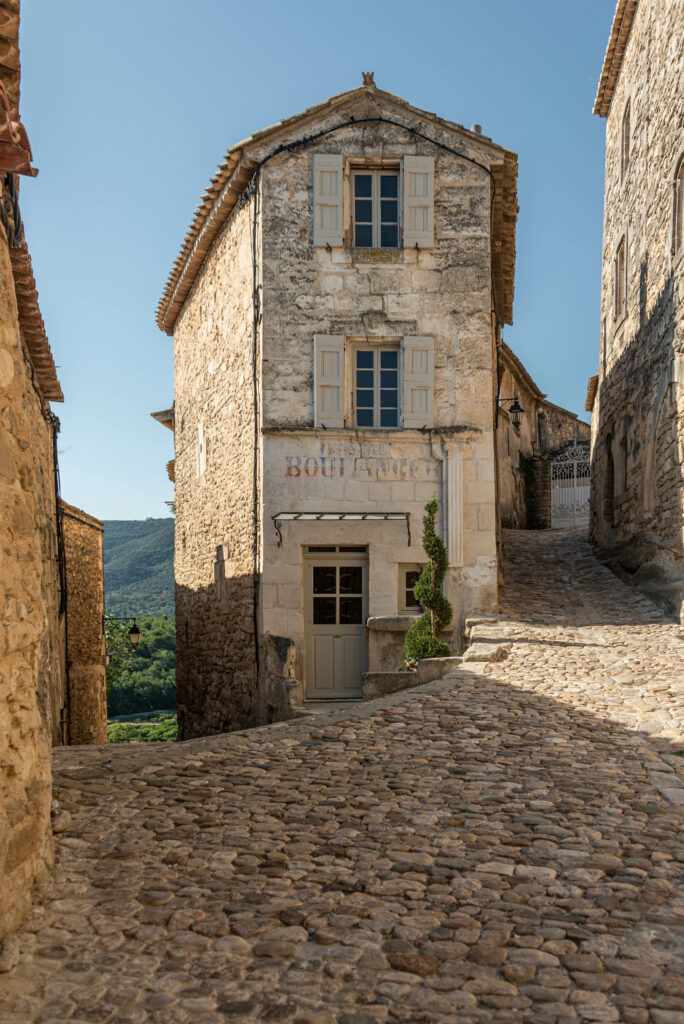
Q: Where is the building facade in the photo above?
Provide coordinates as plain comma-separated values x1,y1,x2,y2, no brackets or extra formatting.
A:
590,0,684,621
157,81,518,738
0,1,106,939
496,342,590,530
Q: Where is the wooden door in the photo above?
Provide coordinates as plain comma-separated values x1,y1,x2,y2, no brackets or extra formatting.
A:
304,552,368,699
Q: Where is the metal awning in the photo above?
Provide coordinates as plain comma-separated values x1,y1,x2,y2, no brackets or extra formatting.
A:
272,512,411,547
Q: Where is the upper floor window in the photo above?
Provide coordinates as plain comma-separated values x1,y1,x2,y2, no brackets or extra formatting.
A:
355,347,399,427
313,335,434,430
614,237,626,321
312,154,434,249
353,171,399,249
621,101,631,181
674,155,684,255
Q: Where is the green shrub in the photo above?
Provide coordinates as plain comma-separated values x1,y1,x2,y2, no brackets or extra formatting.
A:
405,495,453,664
107,713,177,744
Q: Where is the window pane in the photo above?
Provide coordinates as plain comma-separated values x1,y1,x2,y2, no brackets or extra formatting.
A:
313,597,337,625
380,409,398,427
381,225,398,248
308,546,336,552
313,566,336,594
380,350,398,369
354,175,372,197
340,597,363,624
380,389,398,408
380,175,398,198
355,199,373,223
356,370,374,388
356,390,374,407
339,546,367,552
340,566,362,594
355,224,373,247
357,408,374,427
406,570,421,608
357,351,374,368
380,370,397,387
380,200,398,222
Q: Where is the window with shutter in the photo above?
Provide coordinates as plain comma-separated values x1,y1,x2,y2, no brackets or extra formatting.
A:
401,337,434,428
314,335,345,428
313,154,343,247
403,156,435,248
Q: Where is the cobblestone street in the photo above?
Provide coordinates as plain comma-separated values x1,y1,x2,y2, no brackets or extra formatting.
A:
1,529,683,1024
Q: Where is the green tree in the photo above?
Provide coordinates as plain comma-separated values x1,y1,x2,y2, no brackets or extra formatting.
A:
105,615,137,694
405,494,453,663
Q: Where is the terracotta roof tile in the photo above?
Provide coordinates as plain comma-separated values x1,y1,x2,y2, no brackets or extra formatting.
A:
594,0,638,117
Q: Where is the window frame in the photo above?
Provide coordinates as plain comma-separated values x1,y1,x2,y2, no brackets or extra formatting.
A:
350,166,400,250
351,341,401,429
398,563,425,615
614,235,627,323
673,153,684,258
620,100,631,183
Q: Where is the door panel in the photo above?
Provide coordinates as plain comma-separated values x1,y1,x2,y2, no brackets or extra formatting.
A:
305,556,368,699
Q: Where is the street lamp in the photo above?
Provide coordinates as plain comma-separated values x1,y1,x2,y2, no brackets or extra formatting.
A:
498,391,525,429
128,619,141,646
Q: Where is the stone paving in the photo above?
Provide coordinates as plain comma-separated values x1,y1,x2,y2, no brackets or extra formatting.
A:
1,528,683,1024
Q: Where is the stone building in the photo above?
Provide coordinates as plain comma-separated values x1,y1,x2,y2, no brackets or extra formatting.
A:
590,0,684,620
496,342,590,530
156,79,518,738
61,502,107,746
0,1,106,939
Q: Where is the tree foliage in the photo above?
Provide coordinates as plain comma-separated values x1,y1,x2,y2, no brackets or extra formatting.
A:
106,615,176,716
405,495,453,663
105,615,137,693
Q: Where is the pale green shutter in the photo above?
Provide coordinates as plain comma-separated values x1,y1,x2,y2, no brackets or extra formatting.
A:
313,154,344,247
402,336,434,428
314,335,345,428
403,156,435,248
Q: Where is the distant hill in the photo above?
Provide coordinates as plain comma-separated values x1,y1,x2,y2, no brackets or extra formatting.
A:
103,519,174,616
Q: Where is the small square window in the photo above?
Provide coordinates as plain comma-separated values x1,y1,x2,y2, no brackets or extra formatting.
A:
353,170,399,249
399,564,424,614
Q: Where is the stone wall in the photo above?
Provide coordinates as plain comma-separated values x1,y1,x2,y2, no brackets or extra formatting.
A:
61,502,107,745
0,220,63,939
173,196,261,740
591,0,684,621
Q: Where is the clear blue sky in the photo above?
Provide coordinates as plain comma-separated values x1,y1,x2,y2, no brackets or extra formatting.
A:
20,0,613,520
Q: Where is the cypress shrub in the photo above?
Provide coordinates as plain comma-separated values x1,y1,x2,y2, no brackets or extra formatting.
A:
405,494,453,663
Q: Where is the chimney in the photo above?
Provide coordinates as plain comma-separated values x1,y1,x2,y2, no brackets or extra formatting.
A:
471,124,483,135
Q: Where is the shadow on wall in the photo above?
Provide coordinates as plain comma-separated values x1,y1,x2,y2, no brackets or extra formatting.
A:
591,267,683,610
175,574,300,741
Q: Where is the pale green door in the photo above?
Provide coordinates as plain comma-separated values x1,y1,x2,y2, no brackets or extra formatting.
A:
304,552,368,699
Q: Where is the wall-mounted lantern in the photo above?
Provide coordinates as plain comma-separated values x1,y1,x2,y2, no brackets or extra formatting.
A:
499,391,525,429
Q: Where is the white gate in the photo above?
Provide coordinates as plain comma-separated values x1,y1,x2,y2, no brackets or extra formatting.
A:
551,444,591,528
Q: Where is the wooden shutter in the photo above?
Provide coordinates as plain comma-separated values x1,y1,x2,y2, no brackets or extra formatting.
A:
403,155,435,248
402,336,434,428
314,335,345,428
313,154,343,247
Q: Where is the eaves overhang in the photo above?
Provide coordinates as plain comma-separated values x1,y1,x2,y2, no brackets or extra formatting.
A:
593,0,638,117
